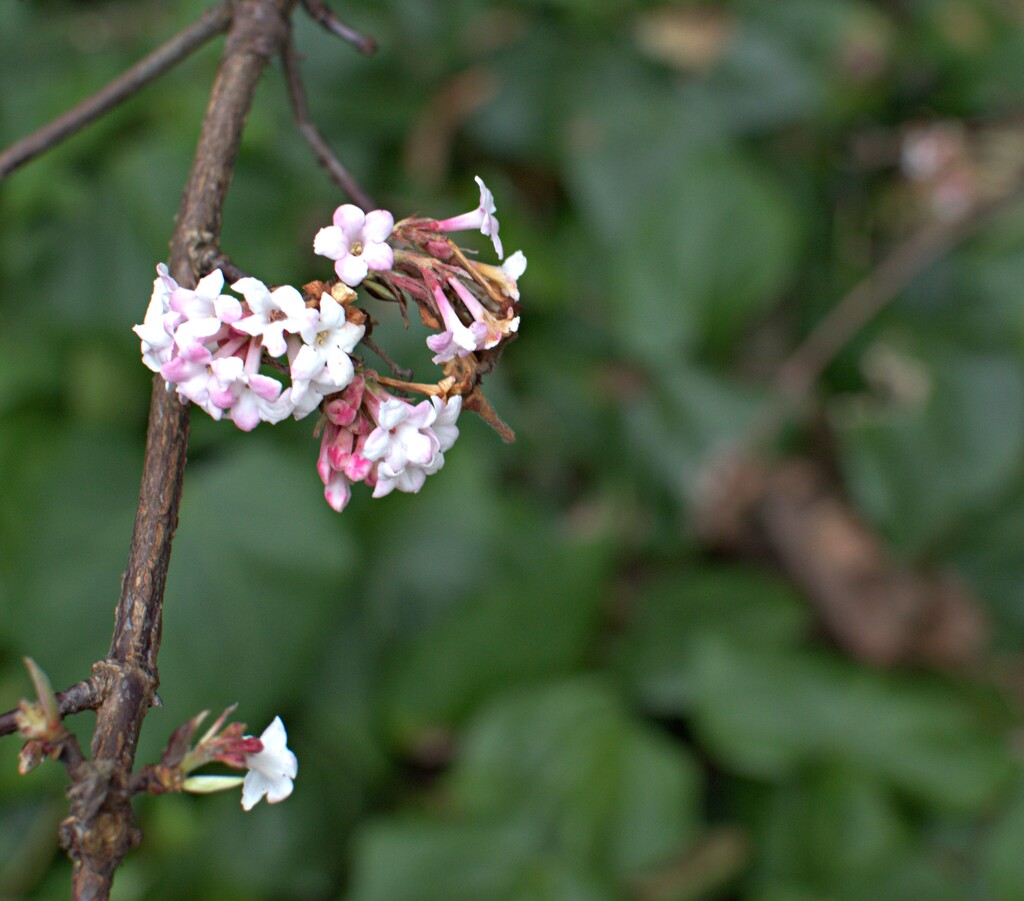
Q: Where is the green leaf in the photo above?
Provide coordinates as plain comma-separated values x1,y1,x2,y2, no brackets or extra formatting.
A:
623,365,764,505
838,349,1024,552
981,778,1024,901
752,764,911,892
686,639,1012,810
381,537,613,738
615,568,810,713
449,678,702,879
608,148,802,360
346,817,612,901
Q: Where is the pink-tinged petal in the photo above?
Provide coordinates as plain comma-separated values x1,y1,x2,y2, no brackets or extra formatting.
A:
474,176,496,215
324,472,352,512
431,395,461,452
214,295,242,323
313,226,347,260
363,209,395,242
371,472,397,498
362,426,391,461
426,332,458,360
337,255,369,287
484,224,503,259
209,384,235,409
344,453,372,482
230,394,261,431
376,398,409,429
333,204,366,238
469,321,496,349
160,357,191,383
249,373,283,402
399,466,428,494
360,241,394,272
403,430,437,467
405,399,437,430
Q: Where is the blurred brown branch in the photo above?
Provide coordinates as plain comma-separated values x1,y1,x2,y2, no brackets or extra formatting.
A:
0,2,231,181
282,37,375,208
698,457,988,667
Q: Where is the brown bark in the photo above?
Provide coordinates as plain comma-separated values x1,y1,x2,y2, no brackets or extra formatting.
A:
697,456,988,668
59,4,297,898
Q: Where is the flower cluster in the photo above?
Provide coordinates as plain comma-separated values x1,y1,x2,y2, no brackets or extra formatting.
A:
135,267,363,430
317,375,461,512
134,177,524,512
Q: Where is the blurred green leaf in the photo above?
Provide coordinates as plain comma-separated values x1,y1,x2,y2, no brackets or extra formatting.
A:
449,678,703,878
687,639,1012,810
381,536,614,738
615,567,810,712
837,348,1024,552
981,777,1024,901
346,817,611,901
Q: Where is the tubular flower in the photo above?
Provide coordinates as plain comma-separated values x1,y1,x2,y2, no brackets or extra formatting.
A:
433,175,503,258
425,282,477,363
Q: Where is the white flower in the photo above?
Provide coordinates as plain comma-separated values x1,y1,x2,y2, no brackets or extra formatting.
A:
291,293,365,401
241,716,297,811
233,278,318,358
363,397,444,498
313,205,395,287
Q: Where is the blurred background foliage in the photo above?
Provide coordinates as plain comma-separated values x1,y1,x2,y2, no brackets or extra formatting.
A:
3,0,1024,898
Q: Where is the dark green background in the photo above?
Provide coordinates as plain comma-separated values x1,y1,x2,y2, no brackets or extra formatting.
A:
3,1,1024,898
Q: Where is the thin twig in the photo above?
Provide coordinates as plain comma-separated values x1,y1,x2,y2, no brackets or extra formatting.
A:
749,177,1024,449
281,38,375,209
362,335,413,380
0,2,232,181
0,679,100,739
301,0,377,54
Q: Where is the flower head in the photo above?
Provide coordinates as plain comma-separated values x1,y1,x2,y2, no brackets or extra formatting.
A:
241,716,297,811
314,204,395,287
